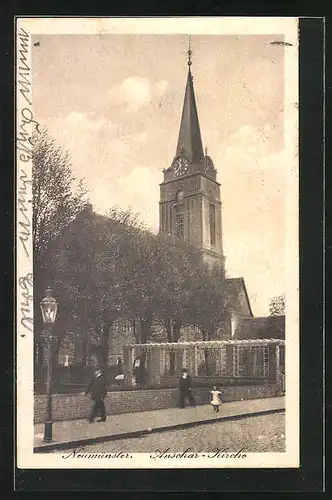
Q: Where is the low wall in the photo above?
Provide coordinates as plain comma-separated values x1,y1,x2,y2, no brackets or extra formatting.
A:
34,384,282,424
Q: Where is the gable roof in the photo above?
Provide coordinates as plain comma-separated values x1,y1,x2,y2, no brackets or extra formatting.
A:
225,277,253,317
235,315,285,340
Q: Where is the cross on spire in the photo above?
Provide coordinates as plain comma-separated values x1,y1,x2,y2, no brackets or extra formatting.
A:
188,35,192,67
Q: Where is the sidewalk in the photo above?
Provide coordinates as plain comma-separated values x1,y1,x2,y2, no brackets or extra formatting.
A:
34,396,285,452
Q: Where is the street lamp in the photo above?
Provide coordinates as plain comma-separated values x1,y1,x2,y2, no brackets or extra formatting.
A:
40,287,58,442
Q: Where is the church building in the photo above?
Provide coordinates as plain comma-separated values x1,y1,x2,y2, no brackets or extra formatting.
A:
55,42,284,369
159,43,254,338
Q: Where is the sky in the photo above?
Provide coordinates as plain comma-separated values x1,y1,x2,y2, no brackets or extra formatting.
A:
32,33,286,316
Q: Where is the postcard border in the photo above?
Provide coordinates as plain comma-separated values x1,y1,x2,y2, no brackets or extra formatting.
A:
9,15,325,492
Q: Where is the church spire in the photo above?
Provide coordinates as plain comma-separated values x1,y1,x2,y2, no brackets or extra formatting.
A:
175,37,204,164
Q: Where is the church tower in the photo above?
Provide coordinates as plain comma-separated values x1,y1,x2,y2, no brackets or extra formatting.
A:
159,40,225,269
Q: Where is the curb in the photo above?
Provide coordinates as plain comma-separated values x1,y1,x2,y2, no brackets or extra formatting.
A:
34,407,285,453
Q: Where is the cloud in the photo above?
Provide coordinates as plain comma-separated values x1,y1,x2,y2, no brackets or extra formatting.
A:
221,124,276,165
91,166,161,231
219,125,285,201
118,166,153,191
218,125,286,315
154,79,169,97
117,166,161,228
121,77,151,112
106,76,169,114
48,111,113,148
66,111,105,131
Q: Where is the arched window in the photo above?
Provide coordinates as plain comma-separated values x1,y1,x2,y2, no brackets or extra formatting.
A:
209,203,216,246
175,205,184,239
176,190,184,203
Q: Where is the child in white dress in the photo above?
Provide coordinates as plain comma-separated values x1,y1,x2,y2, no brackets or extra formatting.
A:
210,385,222,412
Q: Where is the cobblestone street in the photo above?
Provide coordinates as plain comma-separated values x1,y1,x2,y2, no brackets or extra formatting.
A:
79,413,285,454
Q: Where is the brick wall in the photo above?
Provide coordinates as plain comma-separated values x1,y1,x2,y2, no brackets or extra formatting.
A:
34,384,282,424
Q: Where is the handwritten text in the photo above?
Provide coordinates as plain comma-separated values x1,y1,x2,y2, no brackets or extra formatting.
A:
19,272,34,332
17,169,32,259
17,28,32,106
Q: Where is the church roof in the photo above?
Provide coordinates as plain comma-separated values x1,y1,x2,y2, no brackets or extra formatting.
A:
225,277,254,317
175,67,204,164
235,315,285,340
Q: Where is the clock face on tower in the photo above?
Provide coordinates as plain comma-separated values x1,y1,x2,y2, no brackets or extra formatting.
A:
172,156,189,177
202,156,214,177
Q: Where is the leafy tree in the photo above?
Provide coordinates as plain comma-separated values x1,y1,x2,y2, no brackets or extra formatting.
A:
42,204,146,372
154,234,196,342
188,263,236,374
32,128,89,383
118,228,157,343
152,234,201,372
189,263,226,339
269,294,285,316
91,208,147,367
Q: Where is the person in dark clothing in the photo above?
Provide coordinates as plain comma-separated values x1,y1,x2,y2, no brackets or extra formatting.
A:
133,357,141,386
179,368,196,408
116,356,123,375
85,369,107,423
133,355,147,387
116,357,123,375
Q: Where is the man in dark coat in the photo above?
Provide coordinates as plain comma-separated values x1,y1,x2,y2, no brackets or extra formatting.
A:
133,355,147,387
85,369,107,422
116,357,123,375
179,368,196,408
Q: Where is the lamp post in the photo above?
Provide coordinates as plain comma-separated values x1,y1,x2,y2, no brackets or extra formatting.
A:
40,287,58,442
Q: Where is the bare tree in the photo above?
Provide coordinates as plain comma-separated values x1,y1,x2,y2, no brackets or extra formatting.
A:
32,127,88,261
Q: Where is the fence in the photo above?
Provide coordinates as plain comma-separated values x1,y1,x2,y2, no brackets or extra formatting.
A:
123,338,285,386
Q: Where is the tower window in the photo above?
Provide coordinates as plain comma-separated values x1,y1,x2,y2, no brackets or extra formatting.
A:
209,203,216,246
175,205,184,239
176,190,184,203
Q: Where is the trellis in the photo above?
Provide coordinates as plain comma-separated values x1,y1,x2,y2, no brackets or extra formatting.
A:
123,338,285,385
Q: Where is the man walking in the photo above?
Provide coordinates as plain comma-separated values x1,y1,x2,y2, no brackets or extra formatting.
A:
85,368,107,423
179,368,196,408
116,356,123,375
